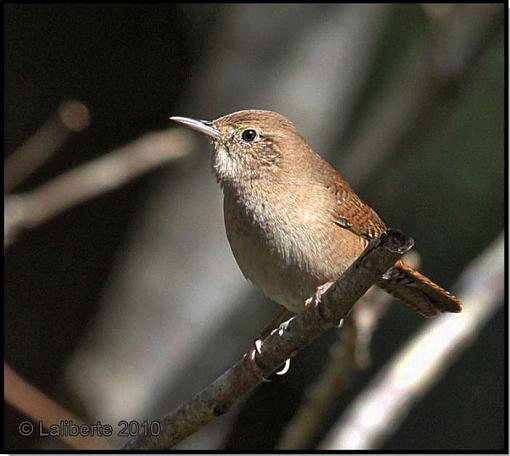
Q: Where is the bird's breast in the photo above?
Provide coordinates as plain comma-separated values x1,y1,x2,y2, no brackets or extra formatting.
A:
223,187,365,312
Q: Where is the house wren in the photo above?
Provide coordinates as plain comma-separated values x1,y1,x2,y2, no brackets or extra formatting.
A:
171,110,462,318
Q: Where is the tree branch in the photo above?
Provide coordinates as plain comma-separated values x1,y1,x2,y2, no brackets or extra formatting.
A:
4,363,110,450
320,233,504,450
4,100,91,193
123,229,414,450
4,128,195,247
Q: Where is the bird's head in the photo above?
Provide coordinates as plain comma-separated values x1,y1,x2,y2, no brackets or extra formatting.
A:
171,110,305,187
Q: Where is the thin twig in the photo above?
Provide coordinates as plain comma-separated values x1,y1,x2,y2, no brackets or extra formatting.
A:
123,229,414,450
320,233,504,450
4,100,91,193
4,128,195,247
4,363,111,450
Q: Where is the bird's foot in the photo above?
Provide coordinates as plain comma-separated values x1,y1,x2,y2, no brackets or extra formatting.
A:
305,281,343,327
305,281,335,310
246,316,296,381
270,316,294,337
269,317,295,376
246,339,271,382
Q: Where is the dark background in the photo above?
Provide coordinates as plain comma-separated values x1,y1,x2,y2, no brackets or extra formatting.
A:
4,3,506,451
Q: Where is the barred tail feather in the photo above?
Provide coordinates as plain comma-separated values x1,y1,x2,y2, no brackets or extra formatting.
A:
377,260,463,318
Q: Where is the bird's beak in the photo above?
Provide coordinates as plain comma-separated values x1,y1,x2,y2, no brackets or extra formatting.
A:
170,116,221,139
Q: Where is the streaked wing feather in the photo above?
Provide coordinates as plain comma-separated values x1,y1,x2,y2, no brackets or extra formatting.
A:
326,173,386,240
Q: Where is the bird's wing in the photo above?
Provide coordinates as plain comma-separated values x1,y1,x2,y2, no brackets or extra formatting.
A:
326,172,387,241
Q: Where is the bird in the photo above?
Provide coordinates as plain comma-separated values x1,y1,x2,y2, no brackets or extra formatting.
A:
170,110,462,319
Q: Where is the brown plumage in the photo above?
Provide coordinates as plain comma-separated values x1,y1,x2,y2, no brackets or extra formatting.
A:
171,110,462,318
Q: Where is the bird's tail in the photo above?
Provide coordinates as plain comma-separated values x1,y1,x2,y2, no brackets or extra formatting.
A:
377,260,462,318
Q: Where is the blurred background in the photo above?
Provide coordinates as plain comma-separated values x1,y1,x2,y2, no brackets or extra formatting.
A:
4,3,505,451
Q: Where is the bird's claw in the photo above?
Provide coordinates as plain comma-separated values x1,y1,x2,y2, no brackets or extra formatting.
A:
305,281,335,309
247,316,295,381
305,282,345,327
246,339,271,382
271,318,294,376
270,316,294,337
276,358,291,376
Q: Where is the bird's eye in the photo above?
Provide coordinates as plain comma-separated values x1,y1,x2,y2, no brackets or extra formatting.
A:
241,129,257,142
